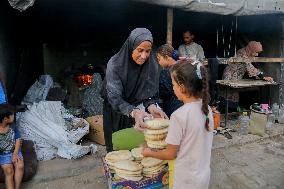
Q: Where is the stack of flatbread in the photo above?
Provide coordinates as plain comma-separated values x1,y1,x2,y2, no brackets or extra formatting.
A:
144,118,169,149
113,160,143,181
141,157,167,178
105,149,168,181
105,150,133,172
131,147,143,163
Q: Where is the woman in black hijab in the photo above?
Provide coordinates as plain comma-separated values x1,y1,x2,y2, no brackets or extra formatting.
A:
103,28,167,152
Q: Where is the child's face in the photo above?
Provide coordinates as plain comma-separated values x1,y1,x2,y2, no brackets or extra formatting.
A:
157,54,169,68
171,74,184,101
5,114,15,124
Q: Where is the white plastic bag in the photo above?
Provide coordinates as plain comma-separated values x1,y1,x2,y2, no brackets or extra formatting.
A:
17,101,91,160
22,75,53,105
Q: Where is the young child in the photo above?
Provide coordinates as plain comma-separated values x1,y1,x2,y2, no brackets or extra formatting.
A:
0,104,24,189
143,61,214,189
156,44,183,118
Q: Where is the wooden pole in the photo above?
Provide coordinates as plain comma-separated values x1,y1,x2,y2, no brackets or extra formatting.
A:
280,15,284,105
166,8,173,45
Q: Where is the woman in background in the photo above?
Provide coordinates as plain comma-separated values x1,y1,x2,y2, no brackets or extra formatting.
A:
222,41,273,107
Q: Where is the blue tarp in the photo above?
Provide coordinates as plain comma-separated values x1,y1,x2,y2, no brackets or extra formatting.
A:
0,82,7,104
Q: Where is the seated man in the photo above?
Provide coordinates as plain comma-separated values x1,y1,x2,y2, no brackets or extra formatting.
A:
178,30,205,61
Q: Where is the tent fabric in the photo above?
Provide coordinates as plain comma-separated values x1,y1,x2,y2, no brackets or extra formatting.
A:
8,0,35,12
134,0,284,16
8,0,284,15
0,82,6,104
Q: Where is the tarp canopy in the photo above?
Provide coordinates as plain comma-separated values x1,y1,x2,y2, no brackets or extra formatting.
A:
8,0,284,15
8,0,35,11
134,0,284,16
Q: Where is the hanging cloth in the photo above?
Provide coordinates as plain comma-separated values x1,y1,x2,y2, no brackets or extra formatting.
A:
8,0,35,12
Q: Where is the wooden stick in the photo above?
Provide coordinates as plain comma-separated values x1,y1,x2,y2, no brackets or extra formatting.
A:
166,8,173,45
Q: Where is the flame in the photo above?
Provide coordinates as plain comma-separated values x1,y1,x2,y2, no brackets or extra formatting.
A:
76,75,93,86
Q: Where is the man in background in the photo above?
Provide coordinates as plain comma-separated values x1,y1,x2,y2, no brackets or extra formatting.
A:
178,30,205,61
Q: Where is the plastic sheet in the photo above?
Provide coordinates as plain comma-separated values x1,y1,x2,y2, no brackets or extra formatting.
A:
17,101,93,161
22,75,53,105
81,73,104,117
8,0,35,12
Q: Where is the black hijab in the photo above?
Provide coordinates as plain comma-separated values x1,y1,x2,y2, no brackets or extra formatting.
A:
106,28,159,105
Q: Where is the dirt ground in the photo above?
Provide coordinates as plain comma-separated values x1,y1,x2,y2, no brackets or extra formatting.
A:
210,135,284,189
1,124,283,189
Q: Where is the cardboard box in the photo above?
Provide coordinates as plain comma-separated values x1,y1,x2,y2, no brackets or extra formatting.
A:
102,158,169,189
86,115,105,145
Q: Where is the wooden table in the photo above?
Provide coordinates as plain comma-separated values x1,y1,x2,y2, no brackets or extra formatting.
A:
216,79,278,127
204,57,284,65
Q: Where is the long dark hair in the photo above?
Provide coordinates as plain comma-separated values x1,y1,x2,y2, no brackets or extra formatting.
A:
169,61,210,131
0,104,15,123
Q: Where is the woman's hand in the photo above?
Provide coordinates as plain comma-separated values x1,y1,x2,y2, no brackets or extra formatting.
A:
148,104,169,119
263,76,274,82
132,109,152,132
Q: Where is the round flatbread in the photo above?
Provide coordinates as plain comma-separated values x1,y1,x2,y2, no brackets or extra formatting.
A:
141,157,164,168
105,150,132,162
115,168,142,175
116,173,143,181
131,147,143,160
105,159,116,167
147,143,167,149
143,173,160,178
106,157,134,167
144,128,168,135
108,165,116,170
143,164,166,173
116,172,142,178
114,160,143,171
144,133,167,141
143,169,164,175
133,157,143,161
113,174,124,181
147,140,167,148
145,118,169,130
109,168,116,174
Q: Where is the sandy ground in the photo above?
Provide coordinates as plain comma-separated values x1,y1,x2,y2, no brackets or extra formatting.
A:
210,135,284,189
